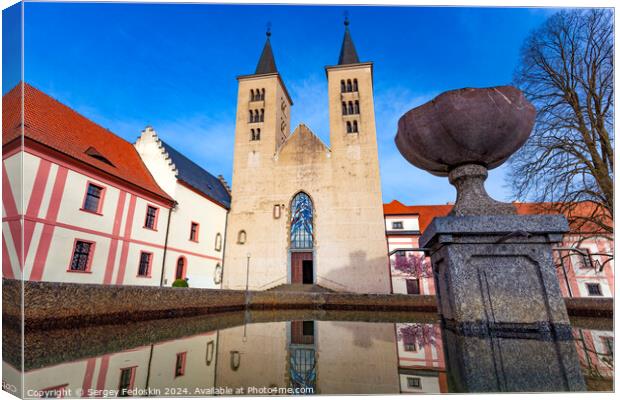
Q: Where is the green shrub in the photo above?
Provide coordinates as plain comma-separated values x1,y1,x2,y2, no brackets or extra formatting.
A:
172,278,189,288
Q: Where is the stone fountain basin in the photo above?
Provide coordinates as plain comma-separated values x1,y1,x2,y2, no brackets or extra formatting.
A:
395,86,536,177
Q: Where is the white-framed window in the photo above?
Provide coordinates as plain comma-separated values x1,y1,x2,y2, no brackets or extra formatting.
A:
392,221,404,229
586,282,603,296
407,377,421,389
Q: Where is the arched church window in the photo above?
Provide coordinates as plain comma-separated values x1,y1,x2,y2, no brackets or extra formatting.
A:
290,192,313,249
342,102,348,115
250,129,255,141
347,79,353,92
341,80,346,93
353,120,359,133
353,79,358,92
250,89,255,101
249,110,254,122
346,121,352,133
256,128,261,140
260,89,265,100
260,109,265,122
354,100,360,114
215,233,222,252
348,101,354,114
237,230,247,244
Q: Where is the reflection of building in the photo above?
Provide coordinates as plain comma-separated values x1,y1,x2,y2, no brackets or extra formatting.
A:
2,84,230,287
573,327,614,389
384,200,614,298
222,22,390,293
215,320,399,394
2,331,218,398
394,323,447,393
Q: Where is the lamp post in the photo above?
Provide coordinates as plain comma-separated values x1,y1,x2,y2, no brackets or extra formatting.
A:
245,252,251,292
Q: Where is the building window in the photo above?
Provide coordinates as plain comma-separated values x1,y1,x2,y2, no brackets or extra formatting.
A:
260,109,264,122
346,121,352,133
69,240,94,272
118,367,136,397
406,279,421,295
260,88,265,100
206,340,215,366
144,205,159,230
404,342,417,352
175,352,187,377
215,233,222,251
214,263,222,284
250,89,255,101
190,222,199,242
353,79,358,92
273,204,282,219
586,282,603,296
407,377,421,389
346,79,353,92
342,101,347,115
249,110,254,122
237,230,247,245
290,192,313,249
392,221,404,229
352,120,359,132
137,251,152,277
82,183,104,213
603,337,614,356
340,80,346,93
175,256,186,280
354,100,360,114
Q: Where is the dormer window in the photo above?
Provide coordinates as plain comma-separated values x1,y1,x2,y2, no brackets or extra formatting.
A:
392,221,404,229
85,147,114,167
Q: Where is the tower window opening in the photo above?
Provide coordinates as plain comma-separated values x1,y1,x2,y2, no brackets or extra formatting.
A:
260,109,265,122
237,230,247,244
342,102,348,116
250,89,255,101
251,129,259,141
340,80,346,93
249,110,254,123
346,79,353,92
348,101,354,115
260,88,265,100
256,128,261,140
354,100,360,114
346,121,352,133
353,79,358,92
352,120,359,132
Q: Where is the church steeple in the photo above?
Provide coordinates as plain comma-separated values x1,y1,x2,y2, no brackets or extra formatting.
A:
338,16,360,65
255,27,278,74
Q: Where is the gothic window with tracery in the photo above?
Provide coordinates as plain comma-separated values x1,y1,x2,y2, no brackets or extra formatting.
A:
290,192,313,249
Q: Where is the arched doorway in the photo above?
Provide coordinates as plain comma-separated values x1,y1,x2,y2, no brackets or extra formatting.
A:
290,192,314,284
175,256,186,280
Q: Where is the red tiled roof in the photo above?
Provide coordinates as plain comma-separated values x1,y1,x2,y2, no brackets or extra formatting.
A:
3,83,173,203
384,200,611,234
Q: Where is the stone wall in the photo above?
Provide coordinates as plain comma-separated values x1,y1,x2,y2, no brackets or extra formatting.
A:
2,279,612,331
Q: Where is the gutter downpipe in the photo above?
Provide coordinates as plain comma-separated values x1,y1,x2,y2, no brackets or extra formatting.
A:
160,201,177,287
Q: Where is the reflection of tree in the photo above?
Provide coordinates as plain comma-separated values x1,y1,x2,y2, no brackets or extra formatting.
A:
392,252,433,278
573,329,614,382
397,323,438,349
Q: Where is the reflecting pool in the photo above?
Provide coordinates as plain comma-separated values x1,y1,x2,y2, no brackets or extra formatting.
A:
2,311,613,397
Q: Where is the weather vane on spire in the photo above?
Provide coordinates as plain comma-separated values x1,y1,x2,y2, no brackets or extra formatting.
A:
344,10,350,26
266,21,272,37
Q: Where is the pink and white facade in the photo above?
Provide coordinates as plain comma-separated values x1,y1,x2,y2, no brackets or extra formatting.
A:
384,200,614,299
2,83,229,288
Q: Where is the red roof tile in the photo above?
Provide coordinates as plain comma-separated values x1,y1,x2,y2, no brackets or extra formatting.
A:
3,83,173,204
384,200,610,234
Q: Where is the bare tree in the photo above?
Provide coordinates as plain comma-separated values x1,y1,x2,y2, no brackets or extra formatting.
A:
509,9,613,239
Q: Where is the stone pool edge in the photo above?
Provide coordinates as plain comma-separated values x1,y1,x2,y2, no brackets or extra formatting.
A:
2,279,612,330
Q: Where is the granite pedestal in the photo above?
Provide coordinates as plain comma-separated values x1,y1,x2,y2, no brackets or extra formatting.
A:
420,214,586,391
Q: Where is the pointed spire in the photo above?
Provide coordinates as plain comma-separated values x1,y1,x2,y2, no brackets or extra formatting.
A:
255,24,278,75
338,15,360,65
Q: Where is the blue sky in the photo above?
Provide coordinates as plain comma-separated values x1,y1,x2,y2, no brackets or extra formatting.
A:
7,3,560,204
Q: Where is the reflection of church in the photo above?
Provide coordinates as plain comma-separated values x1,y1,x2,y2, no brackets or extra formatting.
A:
222,20,390,293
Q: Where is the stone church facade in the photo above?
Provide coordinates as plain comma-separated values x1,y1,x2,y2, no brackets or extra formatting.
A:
222,22,390,293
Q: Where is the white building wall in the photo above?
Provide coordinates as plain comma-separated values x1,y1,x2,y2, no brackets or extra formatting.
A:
4,149,171,286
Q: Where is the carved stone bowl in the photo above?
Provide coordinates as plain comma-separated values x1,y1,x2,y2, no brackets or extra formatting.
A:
395,86,536,177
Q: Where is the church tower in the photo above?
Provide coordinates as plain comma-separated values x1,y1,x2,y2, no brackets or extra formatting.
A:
223,23,390,294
